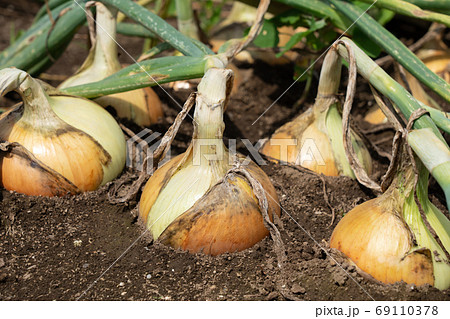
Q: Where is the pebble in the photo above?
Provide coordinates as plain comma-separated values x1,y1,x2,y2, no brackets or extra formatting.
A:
291,283,306,294
119,282,125,287
332,271,347,286
265,291,279,301
146,274,152,279
0,272,7,283
82,263,89,269
121,291,127,296
0,258,5,268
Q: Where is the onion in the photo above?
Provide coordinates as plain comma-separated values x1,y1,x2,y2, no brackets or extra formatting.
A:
58,2,163,127
330,148,450,290
0,68,126,196
261,47,372,177
139,68,281,255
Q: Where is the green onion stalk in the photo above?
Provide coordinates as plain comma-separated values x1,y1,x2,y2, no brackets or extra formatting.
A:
329,0,450,103
405,0,450,11
175,0,199,40
97,0,213,57
336,37,450,208
358,0,450,27
0,1,87,75
408,128,450,212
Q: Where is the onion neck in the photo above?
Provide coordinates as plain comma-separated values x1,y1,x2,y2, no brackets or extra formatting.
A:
314,46,342,114
92,3,121,74
58,3,121,89
0,68,63,129
192,68,233,168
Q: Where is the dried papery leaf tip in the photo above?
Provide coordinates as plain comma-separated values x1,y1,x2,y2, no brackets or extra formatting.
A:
58,2,163,127
139,68,280,255
0,68,126,196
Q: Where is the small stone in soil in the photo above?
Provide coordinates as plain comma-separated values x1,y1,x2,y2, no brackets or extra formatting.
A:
0,272,8,283
265,291,279,301
332,271,347,286
0,258,5,268
291,283,306,294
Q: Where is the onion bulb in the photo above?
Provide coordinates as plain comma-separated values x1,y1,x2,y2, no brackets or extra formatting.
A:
261,48,372,177
0,68,126,196
139,68,281,255
330,151,450,290
58,2,163,127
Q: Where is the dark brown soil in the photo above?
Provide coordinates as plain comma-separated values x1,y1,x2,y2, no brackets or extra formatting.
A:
1,0,449,301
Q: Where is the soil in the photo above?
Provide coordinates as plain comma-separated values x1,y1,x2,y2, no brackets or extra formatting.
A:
0,0,449,301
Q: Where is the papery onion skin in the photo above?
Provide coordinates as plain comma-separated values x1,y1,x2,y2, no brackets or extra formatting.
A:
1,112,107,194
330,197,434,286
139,153,186,223
0,97,126,196
261,128,339,176
139,154,280,256
0,68,126,196
160,160,280,256
260,105,371,177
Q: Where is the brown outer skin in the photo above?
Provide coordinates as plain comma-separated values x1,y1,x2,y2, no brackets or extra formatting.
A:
0,104,109,196
158,159,281,256
139,152,281,256
330,198,434,286
0,144,80,196
96,87,163,127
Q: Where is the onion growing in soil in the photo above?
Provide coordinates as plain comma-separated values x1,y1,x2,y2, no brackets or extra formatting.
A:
139,68,281,255
58,2,163,127
0,68,126,196
261,47,372,177
330,141,450,290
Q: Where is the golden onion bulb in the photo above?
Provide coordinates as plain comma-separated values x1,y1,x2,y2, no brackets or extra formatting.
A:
139,68,280,255
261,100,372,177
261,46,372,178
58,2,163,126
331,161,450,290
0,68,126,196
330,197,434,286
